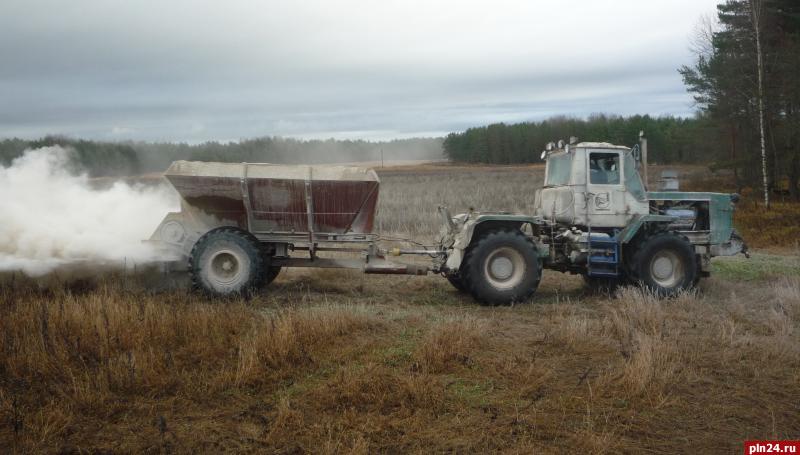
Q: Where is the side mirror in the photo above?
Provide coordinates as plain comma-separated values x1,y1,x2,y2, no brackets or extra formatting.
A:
540,151,547,160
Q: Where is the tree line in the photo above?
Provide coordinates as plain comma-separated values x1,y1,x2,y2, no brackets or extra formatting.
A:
0,136,443,178
442,115,710,165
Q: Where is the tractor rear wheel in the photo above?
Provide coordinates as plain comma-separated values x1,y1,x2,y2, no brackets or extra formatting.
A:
461,229,541,305
190,227,265,296
629,231,697,296
446,273,466,292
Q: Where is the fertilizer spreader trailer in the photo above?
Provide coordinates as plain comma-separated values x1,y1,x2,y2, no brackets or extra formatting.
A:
149,141,748,305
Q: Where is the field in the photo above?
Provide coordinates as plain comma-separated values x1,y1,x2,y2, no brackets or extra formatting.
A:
1,164,799,453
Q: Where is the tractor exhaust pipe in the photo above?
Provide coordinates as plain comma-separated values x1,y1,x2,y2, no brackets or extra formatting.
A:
639,130,649,190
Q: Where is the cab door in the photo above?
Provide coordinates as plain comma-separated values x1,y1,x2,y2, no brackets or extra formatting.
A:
585,150,626,227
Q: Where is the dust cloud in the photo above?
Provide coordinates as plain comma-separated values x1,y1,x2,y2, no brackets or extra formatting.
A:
0,146,179,276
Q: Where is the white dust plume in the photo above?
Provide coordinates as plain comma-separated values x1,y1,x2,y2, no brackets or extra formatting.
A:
0,146,179,276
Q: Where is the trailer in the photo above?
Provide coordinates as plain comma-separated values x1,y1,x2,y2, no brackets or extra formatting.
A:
149,161,436,295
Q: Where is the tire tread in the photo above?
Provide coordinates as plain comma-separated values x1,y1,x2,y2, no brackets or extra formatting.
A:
461,229,541,305
627,230,698,296
189,227,266,296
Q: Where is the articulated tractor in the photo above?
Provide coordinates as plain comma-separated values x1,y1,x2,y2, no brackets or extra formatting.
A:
436,140,748,304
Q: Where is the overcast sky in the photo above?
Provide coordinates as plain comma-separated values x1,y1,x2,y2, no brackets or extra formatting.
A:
0,0,720,142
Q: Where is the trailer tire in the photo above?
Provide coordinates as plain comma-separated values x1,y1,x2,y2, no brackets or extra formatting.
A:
190,227,265,296
461,229,540,305
629,231,697,297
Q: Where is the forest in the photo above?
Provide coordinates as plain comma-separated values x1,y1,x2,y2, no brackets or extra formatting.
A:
442,115,708,165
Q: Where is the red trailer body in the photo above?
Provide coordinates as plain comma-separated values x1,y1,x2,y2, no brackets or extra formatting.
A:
163,161,380,235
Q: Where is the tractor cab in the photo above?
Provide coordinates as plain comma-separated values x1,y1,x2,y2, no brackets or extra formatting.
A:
534,142,649,229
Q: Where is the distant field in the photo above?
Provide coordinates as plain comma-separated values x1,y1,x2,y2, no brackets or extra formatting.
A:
376,163,546,240
1,163,798,453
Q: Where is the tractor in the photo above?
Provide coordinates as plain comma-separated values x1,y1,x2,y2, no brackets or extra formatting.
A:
435,140,748,305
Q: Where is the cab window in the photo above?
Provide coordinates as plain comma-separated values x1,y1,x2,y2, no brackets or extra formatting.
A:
624,152,646,200
545,152,573,186
589,152,620,185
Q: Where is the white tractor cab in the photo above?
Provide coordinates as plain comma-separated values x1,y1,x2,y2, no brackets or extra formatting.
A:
436,140,748,305
536,142,649,229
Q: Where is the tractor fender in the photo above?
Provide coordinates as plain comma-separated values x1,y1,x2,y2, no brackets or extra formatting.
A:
149,202,239,259
444,214,544,272
617,214,677,244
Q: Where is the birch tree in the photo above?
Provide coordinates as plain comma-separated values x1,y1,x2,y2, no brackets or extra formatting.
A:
750,0,770,208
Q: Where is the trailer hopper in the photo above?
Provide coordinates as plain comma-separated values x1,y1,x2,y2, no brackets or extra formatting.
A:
151,161,381,258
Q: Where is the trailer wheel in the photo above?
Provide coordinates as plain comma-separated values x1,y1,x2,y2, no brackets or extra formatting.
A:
629,231,697,297
190,227,265,296
461,229,540,305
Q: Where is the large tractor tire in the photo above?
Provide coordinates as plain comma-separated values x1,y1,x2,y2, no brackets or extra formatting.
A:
190,227,266,296
445,273,466,292
461,229,541,305
629,231,698,297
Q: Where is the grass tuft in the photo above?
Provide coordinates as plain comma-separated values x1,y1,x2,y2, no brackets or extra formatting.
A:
414,314,489,373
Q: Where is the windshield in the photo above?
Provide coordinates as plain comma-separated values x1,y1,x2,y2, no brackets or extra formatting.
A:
545,153,572,186
624,151,646,200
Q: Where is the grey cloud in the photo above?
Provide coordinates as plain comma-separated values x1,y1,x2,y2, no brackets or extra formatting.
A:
0,0,719,141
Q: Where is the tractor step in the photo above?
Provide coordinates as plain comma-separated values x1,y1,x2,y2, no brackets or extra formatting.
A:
587,232,621,278
588,238,617,245
588,255,617,264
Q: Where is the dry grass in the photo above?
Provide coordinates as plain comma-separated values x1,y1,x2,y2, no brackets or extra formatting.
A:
680,167,800,250
375,165,544,240
1,164,799,453
414,314,489,373
605,288,696,402
1,265,798,453
0,280,382,452
732,201,800,249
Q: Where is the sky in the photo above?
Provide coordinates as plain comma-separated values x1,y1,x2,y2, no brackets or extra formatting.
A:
0,0,720,142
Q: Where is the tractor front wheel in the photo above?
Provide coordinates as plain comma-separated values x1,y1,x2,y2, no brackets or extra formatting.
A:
629,231,698,296
461,229,541,305
446,273,466,292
